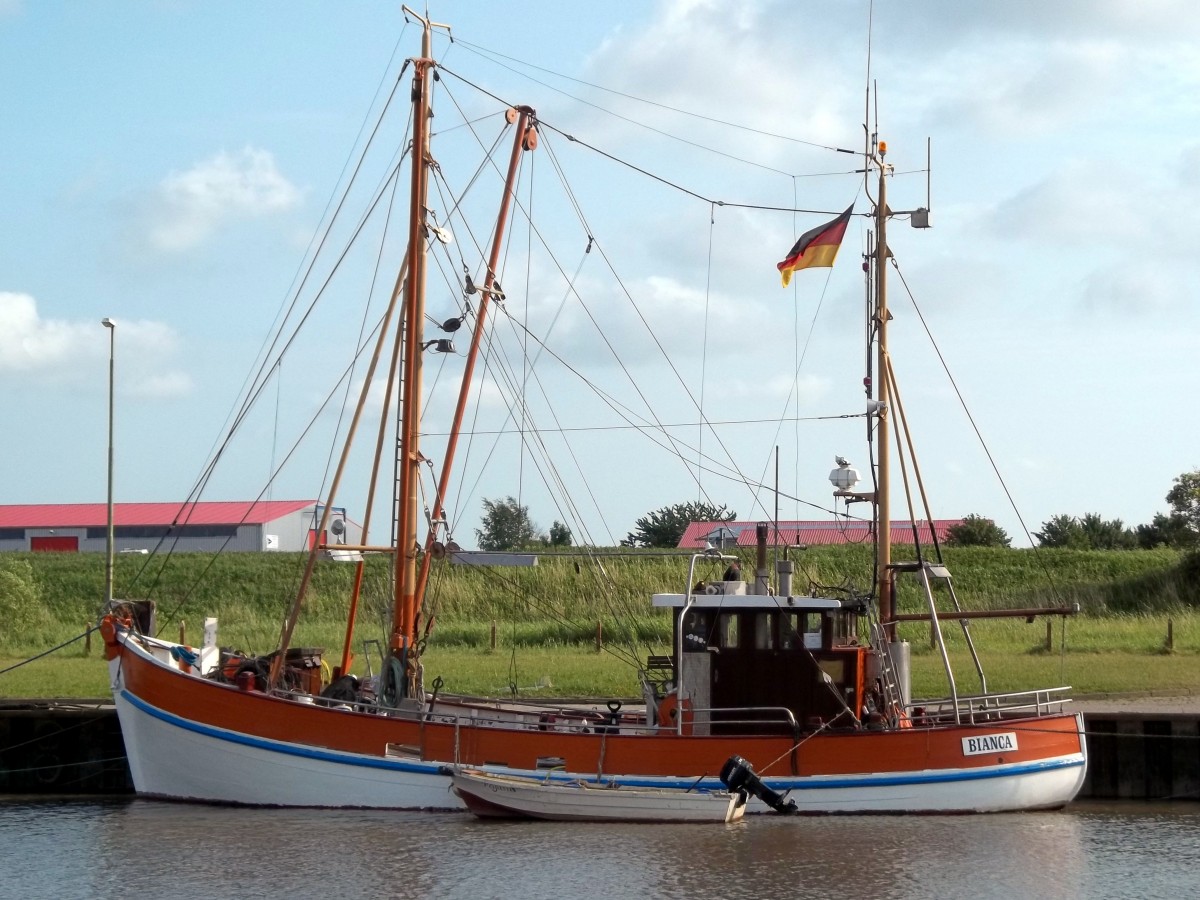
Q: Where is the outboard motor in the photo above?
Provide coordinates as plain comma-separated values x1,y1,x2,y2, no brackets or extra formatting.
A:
720,755,798,815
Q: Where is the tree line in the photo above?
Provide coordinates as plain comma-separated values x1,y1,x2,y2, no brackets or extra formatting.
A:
949,469,1200,549
473,469,1200,552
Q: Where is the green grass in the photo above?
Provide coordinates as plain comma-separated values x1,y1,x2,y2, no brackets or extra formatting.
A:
0,652,112,698
2,548,1199,699
4,612,1198,700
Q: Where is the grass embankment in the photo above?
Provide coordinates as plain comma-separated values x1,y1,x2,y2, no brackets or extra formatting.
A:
1,547,1198,699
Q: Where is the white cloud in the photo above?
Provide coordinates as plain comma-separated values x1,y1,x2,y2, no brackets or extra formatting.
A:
570,1,860,168
147,147,302,252
524,271,758,371
0,292,87,373
0,292,192,395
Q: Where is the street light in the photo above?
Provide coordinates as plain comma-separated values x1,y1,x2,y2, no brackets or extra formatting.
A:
101,318,115,607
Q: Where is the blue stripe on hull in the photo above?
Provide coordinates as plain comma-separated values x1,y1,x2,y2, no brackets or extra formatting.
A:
122,689,1084,792
121,689,442,776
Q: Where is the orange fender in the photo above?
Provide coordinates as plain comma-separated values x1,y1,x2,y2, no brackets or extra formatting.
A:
657,693,694,735
99,615,125,660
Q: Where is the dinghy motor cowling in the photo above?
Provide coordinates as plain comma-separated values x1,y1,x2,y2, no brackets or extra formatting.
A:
719,755,798,815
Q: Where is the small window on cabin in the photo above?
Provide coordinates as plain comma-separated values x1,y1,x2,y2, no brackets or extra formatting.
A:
719,613,739,649
780,612,800,649
754,612,775,650
781,612,816,650
829,611,859,647
805,613,824,651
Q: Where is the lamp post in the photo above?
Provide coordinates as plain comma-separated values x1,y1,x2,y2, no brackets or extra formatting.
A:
101,318,115,607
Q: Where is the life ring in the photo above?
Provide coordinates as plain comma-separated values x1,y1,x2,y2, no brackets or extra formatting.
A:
656,693,694,735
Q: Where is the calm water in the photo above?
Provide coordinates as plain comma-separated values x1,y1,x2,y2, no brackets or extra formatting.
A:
1,800,1197,899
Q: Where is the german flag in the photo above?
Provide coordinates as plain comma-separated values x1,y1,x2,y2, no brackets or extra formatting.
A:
777,205,854,287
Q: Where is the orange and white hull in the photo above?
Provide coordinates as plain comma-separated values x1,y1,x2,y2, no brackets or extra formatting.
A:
108,627,1086,813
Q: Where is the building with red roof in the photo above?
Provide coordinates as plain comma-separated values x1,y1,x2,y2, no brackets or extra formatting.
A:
677,519,963,549
0,501,359,554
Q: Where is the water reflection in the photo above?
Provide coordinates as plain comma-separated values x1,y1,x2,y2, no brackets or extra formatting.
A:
2,800,1198,900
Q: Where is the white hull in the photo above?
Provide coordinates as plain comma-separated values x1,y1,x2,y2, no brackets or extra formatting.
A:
111,658,458,809
452,770,746,822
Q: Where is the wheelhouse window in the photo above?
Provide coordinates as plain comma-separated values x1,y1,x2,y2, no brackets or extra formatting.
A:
780,612,806,650
719,612,739,650
754,612,775,650
829,610,859,647
781,611,825,651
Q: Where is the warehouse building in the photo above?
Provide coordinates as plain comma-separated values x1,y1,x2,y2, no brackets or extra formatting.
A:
0,501,359,554
677,519,963,549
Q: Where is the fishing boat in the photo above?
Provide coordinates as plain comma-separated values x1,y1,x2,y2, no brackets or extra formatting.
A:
101,9,1087,814
448,768,747,823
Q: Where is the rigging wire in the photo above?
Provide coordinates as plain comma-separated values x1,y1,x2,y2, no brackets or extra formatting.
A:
451,38,860,155
437,62,856,213
405,86,652,657
435,122,721,515
485,300,850,523
423,411,868,437
124,65,417,618
411,74,867,547
536,118,852,213
147,308,394,637
133,29,884,654
136,145,411,620
429,226,678,641
888,258,1068,596
749,189,865,524
534,129,759,508
317,163,405,515
203,63,412,493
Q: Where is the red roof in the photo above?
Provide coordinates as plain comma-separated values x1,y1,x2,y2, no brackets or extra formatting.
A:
677,519,963,548
0,500,317,528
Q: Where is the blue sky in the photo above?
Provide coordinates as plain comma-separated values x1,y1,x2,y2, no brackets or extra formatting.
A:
3,0,1198,548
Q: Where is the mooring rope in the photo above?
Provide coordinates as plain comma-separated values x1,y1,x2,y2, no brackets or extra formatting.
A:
0,628,96,677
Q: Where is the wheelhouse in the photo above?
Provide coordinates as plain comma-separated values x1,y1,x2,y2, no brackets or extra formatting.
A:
650,581,873,735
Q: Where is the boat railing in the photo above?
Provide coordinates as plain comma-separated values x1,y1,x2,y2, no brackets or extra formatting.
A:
421,699,803,736
912,686,1073,725
440,703,801,736
271,688,392,717
688,705,800,731
270,686,801,737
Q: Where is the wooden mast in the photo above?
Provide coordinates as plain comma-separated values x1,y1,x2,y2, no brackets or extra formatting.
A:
391,9,445,689
874,142,894,640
